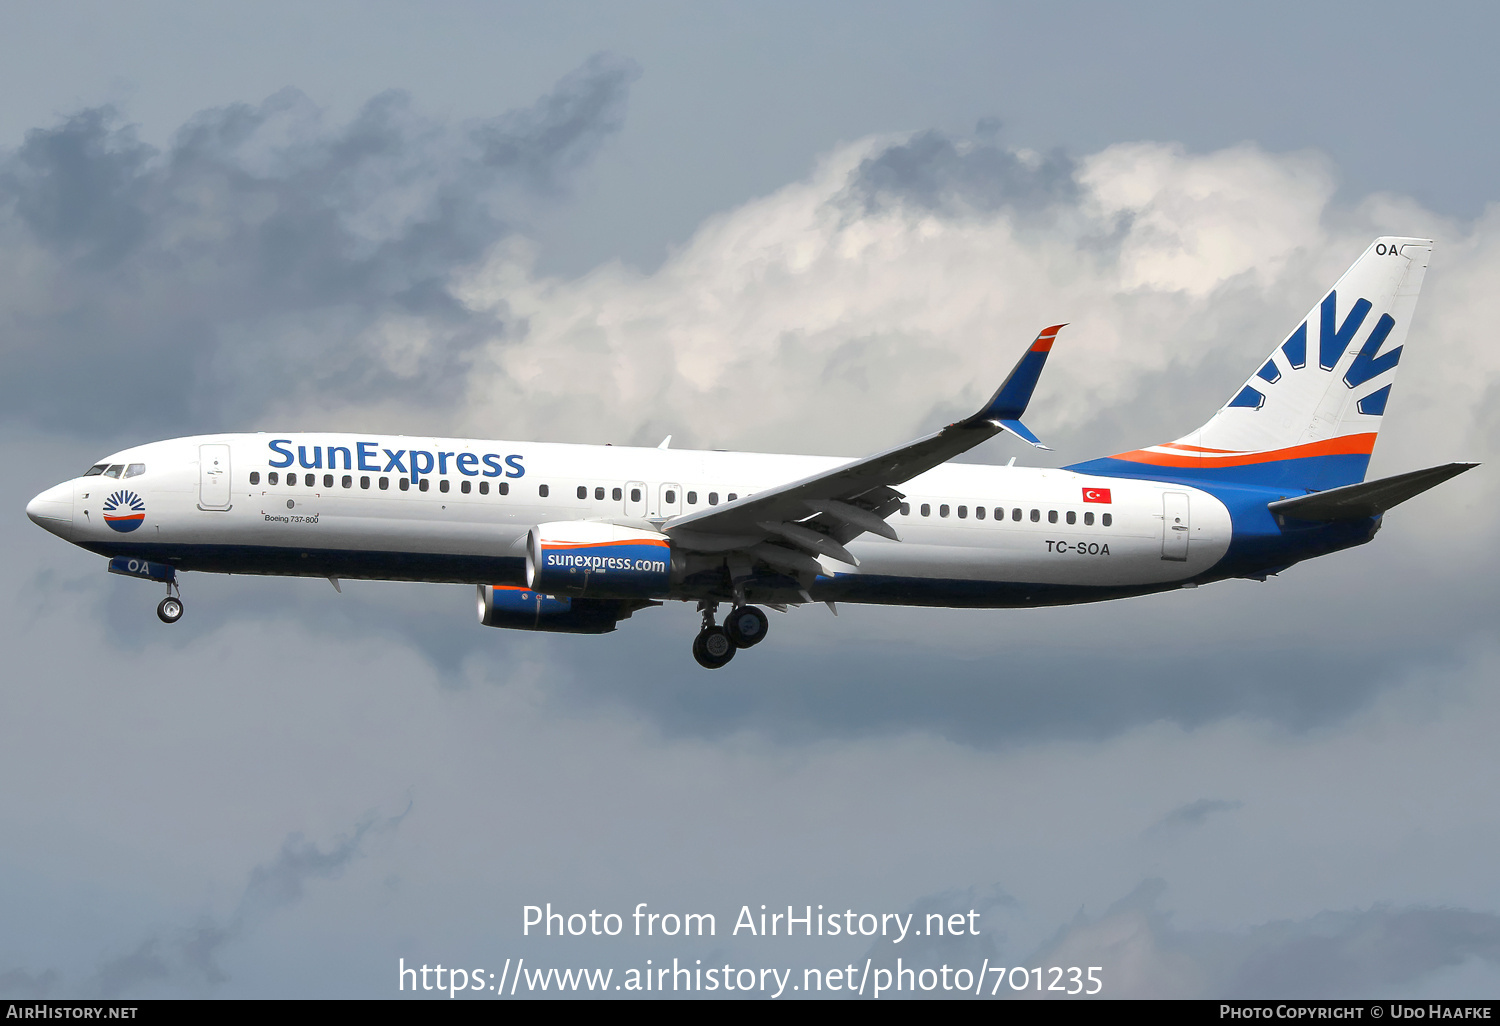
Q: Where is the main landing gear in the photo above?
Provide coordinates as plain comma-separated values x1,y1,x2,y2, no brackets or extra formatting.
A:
692,602,770,669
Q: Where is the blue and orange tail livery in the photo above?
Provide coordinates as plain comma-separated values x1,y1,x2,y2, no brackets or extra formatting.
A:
1068,239,1431,492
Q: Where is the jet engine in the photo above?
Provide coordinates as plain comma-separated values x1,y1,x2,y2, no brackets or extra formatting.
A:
526,521,672,598
477,585,651,634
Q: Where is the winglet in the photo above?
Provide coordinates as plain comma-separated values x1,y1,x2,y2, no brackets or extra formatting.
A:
996,418,1051,450
962,324,1065,445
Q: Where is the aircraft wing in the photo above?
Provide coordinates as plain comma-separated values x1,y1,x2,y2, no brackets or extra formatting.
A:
663,325,1065,568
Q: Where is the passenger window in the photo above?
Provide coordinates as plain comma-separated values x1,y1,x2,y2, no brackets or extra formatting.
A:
1030,509,1040,522
250,471,261,485
900,503,910,515
708,492,719,505
379,477,389,490
577,486,587,500
687,491,698,504
269,471,279,485
940,504,950,518
499,482,509,495
728,493,738,502
665,489,676,504
1048,510,1057,523
595,487,605,500
1084,511,1094,526
305,474,316,486
342,475,352,489
419,479,430,492
539,484,550,498
1066,510,1076,525
957,505,967,519
125,464,146,478
478,481,489,495
629,487,641,502
1012,508,1022,521
104,465,124,479
612,487,622,501
975,506,984,520
84,464,107,477
399,478,410,491
1102,513,1112,527
361,476,370,489
920,504,931,517
323,474,333,488
995,508,1004,520
439,480,450,493
461,480,471,494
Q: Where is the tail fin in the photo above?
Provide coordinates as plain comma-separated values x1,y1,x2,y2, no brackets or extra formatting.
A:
1068,238,1432,491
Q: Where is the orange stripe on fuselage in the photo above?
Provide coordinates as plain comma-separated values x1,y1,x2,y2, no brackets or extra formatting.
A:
1112,432,1377,468
541,538,670,552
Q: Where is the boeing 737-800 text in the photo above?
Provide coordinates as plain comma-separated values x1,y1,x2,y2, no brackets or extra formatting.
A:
26,237,1474,667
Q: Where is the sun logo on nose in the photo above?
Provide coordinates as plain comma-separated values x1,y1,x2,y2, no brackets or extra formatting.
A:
103,490,146,533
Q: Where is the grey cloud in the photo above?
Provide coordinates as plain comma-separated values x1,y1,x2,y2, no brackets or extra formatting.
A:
79,810,405,997
0,53,638,440
844,126,1078,217
1030,880,1500,998
1146,798,1244,836
475,52,641,190
0,967,59,998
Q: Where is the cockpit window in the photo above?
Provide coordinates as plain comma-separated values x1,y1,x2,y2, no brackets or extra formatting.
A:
103,465,125,479
84,464,107,477
124,464,146,478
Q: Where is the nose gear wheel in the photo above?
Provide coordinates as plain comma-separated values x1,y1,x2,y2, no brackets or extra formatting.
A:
157,596,184,623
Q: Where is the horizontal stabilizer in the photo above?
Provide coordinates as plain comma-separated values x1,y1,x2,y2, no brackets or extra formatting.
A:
1269,462,1478,522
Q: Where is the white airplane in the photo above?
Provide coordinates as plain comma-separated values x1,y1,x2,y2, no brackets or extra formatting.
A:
27,237,1474,668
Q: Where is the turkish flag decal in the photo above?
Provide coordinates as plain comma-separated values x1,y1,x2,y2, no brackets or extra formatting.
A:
1082,487,1113,504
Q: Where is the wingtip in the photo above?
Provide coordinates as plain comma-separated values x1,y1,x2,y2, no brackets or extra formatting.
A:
1030,323,1067,353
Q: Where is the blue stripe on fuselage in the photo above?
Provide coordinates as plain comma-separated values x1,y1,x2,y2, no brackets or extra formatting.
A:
1064,457,1381,581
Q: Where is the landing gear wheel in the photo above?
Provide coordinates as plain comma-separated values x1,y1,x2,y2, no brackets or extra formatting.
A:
692,626,736,669
724,605,769,648
157,596,184,624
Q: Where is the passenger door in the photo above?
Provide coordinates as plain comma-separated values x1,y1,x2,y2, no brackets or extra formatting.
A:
198,444,232,511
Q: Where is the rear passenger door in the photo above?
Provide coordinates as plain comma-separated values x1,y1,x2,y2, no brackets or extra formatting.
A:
1161,492,1189,561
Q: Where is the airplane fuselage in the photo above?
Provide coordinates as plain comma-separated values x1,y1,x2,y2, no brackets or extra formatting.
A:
30,431,1371,611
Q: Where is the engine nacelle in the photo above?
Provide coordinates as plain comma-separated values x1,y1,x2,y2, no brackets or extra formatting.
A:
526,521,672,598
477,585,637,634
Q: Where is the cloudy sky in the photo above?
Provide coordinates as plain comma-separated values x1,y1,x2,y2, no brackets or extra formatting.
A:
4,1,1500,1000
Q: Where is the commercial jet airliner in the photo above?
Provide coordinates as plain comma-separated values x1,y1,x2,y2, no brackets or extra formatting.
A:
27,237,1474,667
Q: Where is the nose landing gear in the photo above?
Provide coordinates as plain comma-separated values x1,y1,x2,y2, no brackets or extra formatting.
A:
157,595,184,624
691,602,771,669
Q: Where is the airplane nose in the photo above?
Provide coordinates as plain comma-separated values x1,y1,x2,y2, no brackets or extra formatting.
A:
26,482,73,538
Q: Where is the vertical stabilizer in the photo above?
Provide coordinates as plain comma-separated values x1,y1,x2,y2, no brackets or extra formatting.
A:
1068,238,1432,491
